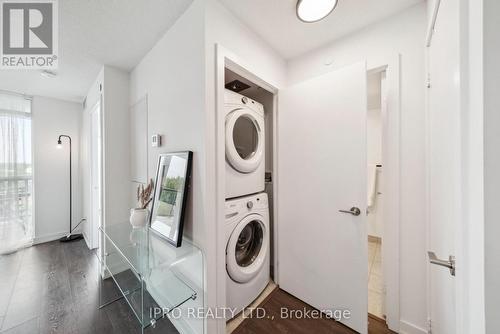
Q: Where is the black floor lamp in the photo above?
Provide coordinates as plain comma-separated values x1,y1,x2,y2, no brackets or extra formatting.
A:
57,135,83,242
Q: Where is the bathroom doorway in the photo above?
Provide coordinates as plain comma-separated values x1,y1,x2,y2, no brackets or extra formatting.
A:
367,70,386,320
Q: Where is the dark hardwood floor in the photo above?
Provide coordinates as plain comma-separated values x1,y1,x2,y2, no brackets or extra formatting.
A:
232,289,396,334
1,240,394,334
0,239,177,334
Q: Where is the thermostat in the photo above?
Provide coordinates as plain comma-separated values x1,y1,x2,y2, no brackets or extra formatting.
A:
151,134,161,147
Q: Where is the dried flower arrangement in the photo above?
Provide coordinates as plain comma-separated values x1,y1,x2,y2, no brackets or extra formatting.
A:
136,179,154,209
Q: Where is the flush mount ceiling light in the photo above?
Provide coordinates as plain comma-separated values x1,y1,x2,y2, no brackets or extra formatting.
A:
296,0,338,23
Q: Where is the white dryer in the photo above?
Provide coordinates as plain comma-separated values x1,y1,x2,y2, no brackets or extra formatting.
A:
225,90,265,199
226,193,270,316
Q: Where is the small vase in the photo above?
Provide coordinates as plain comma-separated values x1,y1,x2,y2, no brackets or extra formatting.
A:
129,229,141,245
130,208,149,228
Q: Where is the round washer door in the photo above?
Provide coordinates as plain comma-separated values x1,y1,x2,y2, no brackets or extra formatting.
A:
225,108,264,173
226,214,269,283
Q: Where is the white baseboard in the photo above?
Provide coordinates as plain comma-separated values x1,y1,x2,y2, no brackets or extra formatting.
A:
33,231,68,244
399,320,428,334
83,231,91,249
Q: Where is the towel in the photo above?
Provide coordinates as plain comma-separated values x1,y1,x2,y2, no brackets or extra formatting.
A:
367,164,378,207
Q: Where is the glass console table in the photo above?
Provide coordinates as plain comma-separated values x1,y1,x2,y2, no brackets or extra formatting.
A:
98,223,205,333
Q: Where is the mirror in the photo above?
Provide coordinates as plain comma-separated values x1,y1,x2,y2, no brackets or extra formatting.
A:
150,151,193,247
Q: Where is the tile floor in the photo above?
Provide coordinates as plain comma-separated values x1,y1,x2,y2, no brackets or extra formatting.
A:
368,237,384,319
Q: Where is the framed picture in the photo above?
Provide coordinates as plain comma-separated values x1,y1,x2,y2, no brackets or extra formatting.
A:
149,151,193,247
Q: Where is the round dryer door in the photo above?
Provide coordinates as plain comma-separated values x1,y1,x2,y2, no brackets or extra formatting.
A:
226,214,269,283
225,108,264,173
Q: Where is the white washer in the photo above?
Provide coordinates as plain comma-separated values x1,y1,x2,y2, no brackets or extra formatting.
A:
226,193,270,316
225,90,265,199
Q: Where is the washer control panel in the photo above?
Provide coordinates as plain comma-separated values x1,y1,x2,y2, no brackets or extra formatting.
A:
225,193,268,218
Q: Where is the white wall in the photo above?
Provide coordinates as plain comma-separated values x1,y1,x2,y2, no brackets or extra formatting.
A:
102,67,130,228
32,96,82,243
205,0,287,89
129,2,206,332
80,69,103,245
287,3,428,332
367,109,382,165
130,0,205,246
80,66,130,248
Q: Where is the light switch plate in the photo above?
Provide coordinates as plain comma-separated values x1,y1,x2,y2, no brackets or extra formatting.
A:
151,134,161,147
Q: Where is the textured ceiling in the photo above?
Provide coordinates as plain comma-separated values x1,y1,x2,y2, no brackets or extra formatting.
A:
0,0,193,102
0,0,424,102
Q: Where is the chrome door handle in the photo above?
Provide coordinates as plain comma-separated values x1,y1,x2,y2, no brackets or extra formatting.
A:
339,207,361,216
428,251,455,276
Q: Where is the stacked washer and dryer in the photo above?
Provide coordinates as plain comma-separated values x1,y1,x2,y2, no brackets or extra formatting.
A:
224,89,270,316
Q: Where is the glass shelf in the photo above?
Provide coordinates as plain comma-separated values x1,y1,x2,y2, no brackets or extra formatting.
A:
98,223,204,333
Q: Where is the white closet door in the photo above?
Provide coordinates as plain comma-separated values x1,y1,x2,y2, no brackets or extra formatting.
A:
278,62,368,333
427,0,460,332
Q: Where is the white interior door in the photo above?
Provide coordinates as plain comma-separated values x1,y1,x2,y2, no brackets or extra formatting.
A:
427,0,460,333
278,62,368,333
90,102,102,251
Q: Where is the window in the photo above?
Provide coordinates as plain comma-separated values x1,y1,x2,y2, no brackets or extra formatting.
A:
0,92,33,254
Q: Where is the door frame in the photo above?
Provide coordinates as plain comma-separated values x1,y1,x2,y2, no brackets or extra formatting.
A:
462,0,486,332
366,55,401,331
89,98,103,251
215,44,279,334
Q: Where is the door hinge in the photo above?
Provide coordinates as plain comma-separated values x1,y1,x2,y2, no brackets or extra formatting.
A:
427,73,431,88
428,318,432,334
